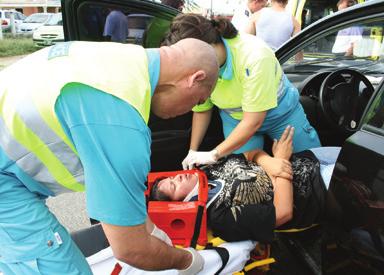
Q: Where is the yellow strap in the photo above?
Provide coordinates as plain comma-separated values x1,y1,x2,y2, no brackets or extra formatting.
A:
208,237,226,247
244,258,276,271
233,258,276,275
274,223,319,233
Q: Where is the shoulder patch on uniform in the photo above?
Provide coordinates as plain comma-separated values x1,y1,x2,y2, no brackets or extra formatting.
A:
48,42,73,60
245,10,249,17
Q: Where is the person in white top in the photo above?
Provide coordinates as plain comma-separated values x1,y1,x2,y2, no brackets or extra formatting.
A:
231,0,267,33
245,0,301,51
332,0,363,56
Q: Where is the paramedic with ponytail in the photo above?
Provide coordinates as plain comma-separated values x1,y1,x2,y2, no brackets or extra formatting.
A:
162,14,321,170
0,39,218,274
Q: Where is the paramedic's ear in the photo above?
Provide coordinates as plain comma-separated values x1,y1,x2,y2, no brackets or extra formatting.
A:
187,70,206,88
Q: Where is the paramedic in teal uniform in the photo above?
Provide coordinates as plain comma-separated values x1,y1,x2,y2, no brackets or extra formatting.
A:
162,14,321,170
0,39,218,274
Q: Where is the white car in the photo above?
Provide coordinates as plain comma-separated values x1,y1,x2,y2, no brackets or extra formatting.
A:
18,13,53,34
33,13,64,47
0,10,26,32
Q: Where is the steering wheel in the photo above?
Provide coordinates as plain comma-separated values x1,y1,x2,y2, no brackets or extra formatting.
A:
319,69,374,132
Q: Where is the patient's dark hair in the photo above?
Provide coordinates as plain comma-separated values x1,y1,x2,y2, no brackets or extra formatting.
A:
150,177,172,201
162,13,238,46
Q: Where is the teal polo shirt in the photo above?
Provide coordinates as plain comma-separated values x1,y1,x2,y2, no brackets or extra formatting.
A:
219,38,233,80
55,49,160,226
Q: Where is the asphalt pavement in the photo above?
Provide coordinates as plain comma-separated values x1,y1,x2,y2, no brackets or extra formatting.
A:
47,192,91,232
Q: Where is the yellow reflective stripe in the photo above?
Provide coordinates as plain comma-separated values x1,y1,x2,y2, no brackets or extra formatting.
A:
32,89,78,155
296,0,306,23
289,0,298,17
0,98,84,192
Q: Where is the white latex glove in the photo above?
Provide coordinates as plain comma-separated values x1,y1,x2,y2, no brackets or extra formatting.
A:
182,149,219,170
179,247,204,275
151,224,173,246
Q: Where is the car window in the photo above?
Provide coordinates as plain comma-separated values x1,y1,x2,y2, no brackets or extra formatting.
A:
364,88,384,130
24,14,51,23
76,3,171,47
4,12,10,19
301,1,334,29
282,18,384,78
16,13,24,20
45,13,62,26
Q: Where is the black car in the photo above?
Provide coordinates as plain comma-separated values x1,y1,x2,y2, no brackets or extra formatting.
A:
62,0,384,273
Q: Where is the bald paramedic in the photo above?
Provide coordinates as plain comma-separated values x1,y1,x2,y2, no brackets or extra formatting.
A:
0,39,218,274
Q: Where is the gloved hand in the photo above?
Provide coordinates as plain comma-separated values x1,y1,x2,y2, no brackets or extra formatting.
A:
179,247,204,275
151,224,173,246
182,149,219,170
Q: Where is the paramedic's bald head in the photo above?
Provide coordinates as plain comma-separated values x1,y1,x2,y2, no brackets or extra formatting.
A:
152,38,219,119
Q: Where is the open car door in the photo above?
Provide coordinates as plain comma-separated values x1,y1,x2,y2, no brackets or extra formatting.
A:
61,0,224,171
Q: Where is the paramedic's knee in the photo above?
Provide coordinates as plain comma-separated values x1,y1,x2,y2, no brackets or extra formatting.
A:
292,121,321,152
289,106,321,152
233,134,264,154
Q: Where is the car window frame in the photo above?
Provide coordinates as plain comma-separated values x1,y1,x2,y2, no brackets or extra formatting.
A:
276,1,384,64
62,0,177,42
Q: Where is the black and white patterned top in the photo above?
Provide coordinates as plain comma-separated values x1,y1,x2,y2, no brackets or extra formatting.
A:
200,151,325,242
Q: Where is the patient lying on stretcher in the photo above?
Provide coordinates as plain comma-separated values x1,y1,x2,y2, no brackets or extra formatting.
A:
150,126,339,243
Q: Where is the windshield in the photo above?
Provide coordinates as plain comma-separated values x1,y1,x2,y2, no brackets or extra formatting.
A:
282,19,384,77
24,14,51,23
44,13,62,26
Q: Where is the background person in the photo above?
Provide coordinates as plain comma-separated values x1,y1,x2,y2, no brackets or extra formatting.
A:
0,39,218,274
161,0,185,11
103,9,129,42
231,0,267,33
162,14,321,170
245,0,301,51
332,0,363,56
151,127,338,242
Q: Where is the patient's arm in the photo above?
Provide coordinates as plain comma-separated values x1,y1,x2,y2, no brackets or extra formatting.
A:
271,126,295,226
243,150,292,180
273,177,293,227
272,126,294,160
208,202,276,242
243,128,294,226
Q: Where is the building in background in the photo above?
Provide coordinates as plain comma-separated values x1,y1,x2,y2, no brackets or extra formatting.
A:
0,0,60,16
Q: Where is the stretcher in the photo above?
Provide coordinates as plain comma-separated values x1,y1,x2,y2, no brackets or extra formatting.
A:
77,148,339,274
86,239,262,275
75,207,275,275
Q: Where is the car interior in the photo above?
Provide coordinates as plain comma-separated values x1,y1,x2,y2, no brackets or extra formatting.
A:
66,1,383,173
62,1,384,273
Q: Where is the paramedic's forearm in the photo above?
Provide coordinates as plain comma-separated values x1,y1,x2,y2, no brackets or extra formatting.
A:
102,223,191,270
190,110,213,150
273,177,293,227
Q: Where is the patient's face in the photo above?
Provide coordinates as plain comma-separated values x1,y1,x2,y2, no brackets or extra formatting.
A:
158,173,198,201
